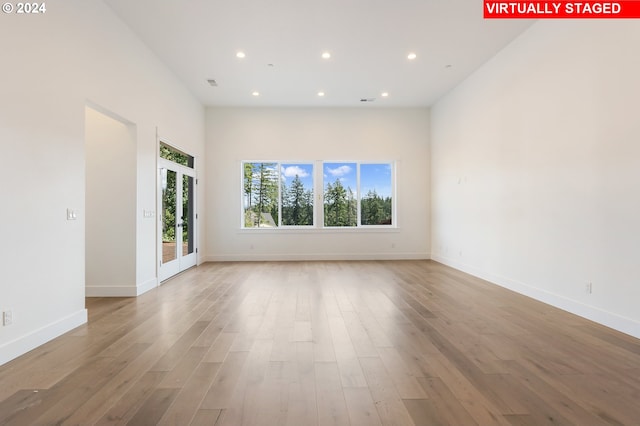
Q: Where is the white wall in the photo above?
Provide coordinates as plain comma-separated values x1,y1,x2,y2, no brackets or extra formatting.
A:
205,108,430,261
85,107,137,295
0,0,205,365
431,21,640,338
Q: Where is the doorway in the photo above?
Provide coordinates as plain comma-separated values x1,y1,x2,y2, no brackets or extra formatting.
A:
85,105,137,296
158,143,197,281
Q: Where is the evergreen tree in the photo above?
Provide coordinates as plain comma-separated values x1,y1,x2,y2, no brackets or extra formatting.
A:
243,163,255,227
324,179,356,226
323,182,335,226
243,163,255,210
383,196,392,224
361,190,392,225
346,186,357,226
162,169,177,241
303,189,314,225
288,175,305,225
282,175,313,226
243,162,279,227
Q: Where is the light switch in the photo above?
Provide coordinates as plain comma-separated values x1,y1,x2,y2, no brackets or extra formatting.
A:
67,208,77,220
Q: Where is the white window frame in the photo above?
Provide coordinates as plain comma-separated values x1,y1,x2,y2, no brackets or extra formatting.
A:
322,161,396,228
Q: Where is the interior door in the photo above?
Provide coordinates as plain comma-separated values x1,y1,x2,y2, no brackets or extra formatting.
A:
159,159,196,281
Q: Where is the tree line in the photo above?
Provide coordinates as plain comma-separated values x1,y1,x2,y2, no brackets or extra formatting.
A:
243,163,392,227
160,145,193,242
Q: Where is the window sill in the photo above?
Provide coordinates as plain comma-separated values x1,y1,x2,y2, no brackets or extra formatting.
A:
238,227,400,234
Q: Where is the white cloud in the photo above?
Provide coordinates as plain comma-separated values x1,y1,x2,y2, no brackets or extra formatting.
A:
327,165,352,177
282,165,310,178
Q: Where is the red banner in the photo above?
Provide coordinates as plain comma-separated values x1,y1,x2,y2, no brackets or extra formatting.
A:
484,1,640,18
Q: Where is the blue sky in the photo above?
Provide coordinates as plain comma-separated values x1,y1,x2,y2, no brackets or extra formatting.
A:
246,162,392,198
324,163,356,192
281,163,314,191
360,163,392,198
324,163,392,198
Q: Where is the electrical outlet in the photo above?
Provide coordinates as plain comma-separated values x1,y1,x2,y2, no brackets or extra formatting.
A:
585,282,593,294
3,310,13,326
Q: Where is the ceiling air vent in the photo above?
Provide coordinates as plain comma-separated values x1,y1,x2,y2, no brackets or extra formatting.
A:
207,79,218,87
360,98,376,102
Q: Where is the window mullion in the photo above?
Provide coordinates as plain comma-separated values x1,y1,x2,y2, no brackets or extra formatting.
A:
278,162,282,227
356,162,361,227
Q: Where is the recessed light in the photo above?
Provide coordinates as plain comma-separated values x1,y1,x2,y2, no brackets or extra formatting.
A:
318,91,325,97
381,92,389,97
407,52,417,60
252,91,260,97
321,52,331,59
236,51,246,59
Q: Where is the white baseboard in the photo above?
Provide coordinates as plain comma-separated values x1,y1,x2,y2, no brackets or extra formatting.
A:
136,278,158,296
86,285,138,297
0,309,88,366
85,278,157,297
202,252,430,262
431,254,640,340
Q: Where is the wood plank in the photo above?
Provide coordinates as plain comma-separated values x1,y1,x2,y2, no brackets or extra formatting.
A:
216,339,274,425
314,362,350,426
190,409,223,426
126,388,180,426
0,389,49,425
376,347,428,399
203,332,237,363
341,311,378,358
158,346,208,389
359,356,416,426
7,355,124,425
402,399,443,426
157,362,221,425
328,316,368,388
61,339,173,424
416,377,479,425
343,387,383,426
251,361,292,426
285,342,318,426
199,350,249,410
292,320,313,342
95,371,167,425
150,321,210,372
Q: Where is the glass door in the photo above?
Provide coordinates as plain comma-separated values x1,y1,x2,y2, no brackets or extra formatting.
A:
161,168,178,268
181,173,196,262
159,155,196,281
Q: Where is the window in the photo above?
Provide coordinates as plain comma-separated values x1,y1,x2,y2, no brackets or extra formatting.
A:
323,163,357,227
243,162,315,228
281,163,314,226
242,161,394,229
243,162,279,228
323,162,393,227
160,143,194,168
360,163,393,225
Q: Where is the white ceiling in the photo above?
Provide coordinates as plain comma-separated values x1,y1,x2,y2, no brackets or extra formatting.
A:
104,0,534,107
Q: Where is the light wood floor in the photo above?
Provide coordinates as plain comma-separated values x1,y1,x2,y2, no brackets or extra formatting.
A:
1,260,640,425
